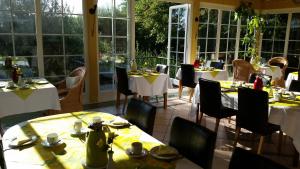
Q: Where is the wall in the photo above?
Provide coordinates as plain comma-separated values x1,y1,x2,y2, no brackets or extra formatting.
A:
261,0,300,10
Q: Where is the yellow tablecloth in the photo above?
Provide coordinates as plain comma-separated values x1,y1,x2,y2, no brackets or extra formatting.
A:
129,72,160,84
2,112,177,169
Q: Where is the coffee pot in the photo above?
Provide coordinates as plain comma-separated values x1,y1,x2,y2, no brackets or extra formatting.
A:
86,122,108,168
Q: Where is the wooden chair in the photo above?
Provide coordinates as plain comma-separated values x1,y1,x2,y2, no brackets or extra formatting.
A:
48,67,86,115
155,64,168,74
229,147,288,169
289,80,300,92
234,88,283,154
125,98,156,135
169,117,217,169
178,64,197,102
232,59,255,82
268,57,288,87
115,67,136,114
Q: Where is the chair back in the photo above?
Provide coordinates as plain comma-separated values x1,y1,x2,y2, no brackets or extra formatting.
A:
268,57,288,69
248,73,272,86
156,64,168,74
116,67,130,94
229,147,288,169
181,64,196,88
210,61,224,69
0,142,5,169
238,88,269,134
233,59,255,82
199,78,222,118
126,98,156,135
289,80,300,92
67,66,86,104
169,117,216,169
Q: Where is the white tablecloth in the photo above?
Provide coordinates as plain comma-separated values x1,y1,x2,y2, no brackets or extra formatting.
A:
0,80,60,118
129,73,172,96
285,72,298,89
193,84,300,153
259,66,282,80
176,68,228,83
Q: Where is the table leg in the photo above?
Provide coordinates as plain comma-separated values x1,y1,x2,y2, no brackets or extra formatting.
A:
163,93,167,109
178,80,183,98
116,90,120,107
293,143,299,167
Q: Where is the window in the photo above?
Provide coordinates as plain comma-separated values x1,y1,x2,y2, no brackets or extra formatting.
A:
287,13,300,71
98,0,129,91
261,14,288,62
42,0,84,82
198,8,218,61
0,0,38,79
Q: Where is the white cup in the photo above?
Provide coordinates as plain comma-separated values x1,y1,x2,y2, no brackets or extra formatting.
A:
47,133,59,145
73,120,82,133
93,116,102,123
131,142,143,155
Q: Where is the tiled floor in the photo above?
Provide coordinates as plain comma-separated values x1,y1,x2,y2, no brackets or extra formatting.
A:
89,90,300,169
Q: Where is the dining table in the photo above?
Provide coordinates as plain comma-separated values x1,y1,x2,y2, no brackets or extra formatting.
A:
0,79,60,118
2,111,202,169
193,80,300,154
128,72,172,109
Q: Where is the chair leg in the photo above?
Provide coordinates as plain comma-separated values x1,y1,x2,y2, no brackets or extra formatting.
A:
178,80,183,98
116,90,121,107
257,136,264,154
278,130,283,154
195,103,199,123
122,96,128,114
233,127,241,149
293,143,299,167
156,96,159,103
215,118,220,133
163,93,167,109
189,88,195,102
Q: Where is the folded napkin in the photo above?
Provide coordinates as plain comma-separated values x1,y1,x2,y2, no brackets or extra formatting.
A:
10,136,33,146
112,117,129,125
156,145,178,156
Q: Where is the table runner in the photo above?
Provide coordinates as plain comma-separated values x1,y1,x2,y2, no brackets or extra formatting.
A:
2,112,199,169
176,68,228,83
129,72,160,84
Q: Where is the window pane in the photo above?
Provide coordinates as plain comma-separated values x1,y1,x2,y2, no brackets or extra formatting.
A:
198,24,207,38
221,25,228,38
115,19,127,36
115,0,127,18
263,27,274,39
290,27,300,40
13,12,35,33
178,39,185,52
65,36,83,55
15,35,36,56
41,0,62,13
63,0,82,14
44,56,65,76
209,9,218,23
99,37,112,54
207,39,216,52
43,35,63,55
98,0,112,17
0,11,12,33
0,0,11,10
171,9,178,23
12,0,34,11
219,39,227,52
199,39,206,52
229,26,237,38
273,41,285,53
262,40,273,52
207,24,217,38
64,15,83,34
99,18,112,36
42,14,62,34
115,38,127,54
66,56,84,74
0,35,13,55
222,11,229,24
199,8,208,23
228,39,236,51
288,41,300,54
274,27,286,40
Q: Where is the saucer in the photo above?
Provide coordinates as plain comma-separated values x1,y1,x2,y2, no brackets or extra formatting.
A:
125,148,148,158
41,139,63,148
81,160,107,169
35,80,48,85
70,128,88,136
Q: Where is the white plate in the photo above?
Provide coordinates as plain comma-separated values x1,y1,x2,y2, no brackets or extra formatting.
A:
125,148,148,158
9,135,38,148
41,140,63,148
35,80,48,85
70,128,88,136
104,119,130,127
150,146,179,160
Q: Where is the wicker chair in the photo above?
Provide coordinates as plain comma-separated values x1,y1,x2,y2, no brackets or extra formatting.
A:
233,59,256,82
268,57,288,87
48,67,86,115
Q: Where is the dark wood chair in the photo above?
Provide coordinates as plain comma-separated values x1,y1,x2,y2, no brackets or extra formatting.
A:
179,64,197,102
198,78,237,132
125,98,156,135
234,88,283,154
155,64,168,74
169,117,216,169
289,80,300,92
229,147,288,169
233,59,256,82
115,67,136,114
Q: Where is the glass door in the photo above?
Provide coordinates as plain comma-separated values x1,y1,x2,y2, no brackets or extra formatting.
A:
167,4,189,78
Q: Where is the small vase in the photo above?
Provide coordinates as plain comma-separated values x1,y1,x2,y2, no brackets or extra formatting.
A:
130,60,137,72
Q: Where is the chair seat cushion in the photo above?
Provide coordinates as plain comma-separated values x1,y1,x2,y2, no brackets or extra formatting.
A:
122,89,135,96
218,106,237,119
261,123,281,136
